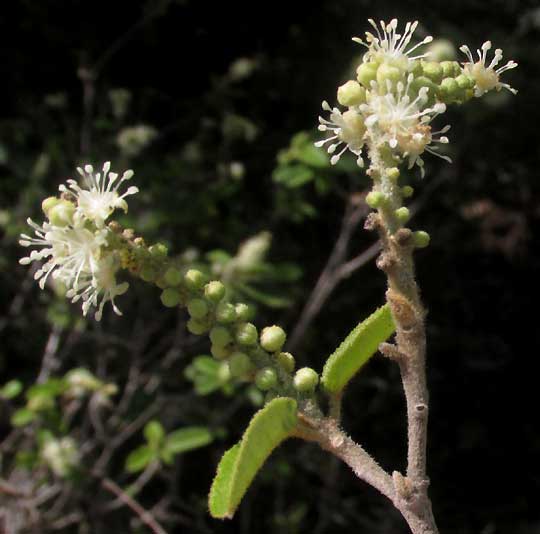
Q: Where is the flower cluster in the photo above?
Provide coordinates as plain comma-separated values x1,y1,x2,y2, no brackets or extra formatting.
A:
317,19,518,175
19,162,135,320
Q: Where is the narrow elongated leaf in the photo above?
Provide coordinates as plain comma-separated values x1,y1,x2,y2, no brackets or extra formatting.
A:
163,426,213,455
209,397,297,519
125,445,154,473
321,304,395,394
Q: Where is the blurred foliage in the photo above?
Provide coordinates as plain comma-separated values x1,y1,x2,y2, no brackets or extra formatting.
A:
1,1,540,533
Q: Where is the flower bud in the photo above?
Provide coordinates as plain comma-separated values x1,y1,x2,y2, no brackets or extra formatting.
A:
376,64,402,88
413,230,431,248
48,201,75,227
140,265,157,282
164,267,182,286
277,352,295,373
440,61,461,78
356,62,378,88
187,298,208,319
235,322,258,346
211,343,231,360
260,325,287,353
235,303,253,321
421,61,443,83
209,326,232,347
255,367,278,391
337,80,366,107
293,367,319,393
41,196,60,217
184,269,206,290
228,351,254,377
386,167,400,181
149,243,168,257
401,185,414,198
455,74,475,90
204,281,226,303
365,191,385,209
186,318,208,335
395,207,411,224
215,301,237,323
160,288,181,308
439,77,460,101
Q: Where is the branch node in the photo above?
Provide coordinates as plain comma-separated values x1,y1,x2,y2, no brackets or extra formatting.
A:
379,342,405,361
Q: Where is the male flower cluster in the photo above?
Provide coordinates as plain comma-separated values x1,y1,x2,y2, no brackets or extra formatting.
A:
316,19,518,175
19,162,136,320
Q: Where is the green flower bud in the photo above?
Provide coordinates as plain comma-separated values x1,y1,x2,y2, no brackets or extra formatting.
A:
211,343,231,360
356,62,378,88
41,196,60,217
277,352,295,374
140,266,157,282
401,185,414,198
395,207,411,224
187,298,208,319
204,281,226,303
215,301,237,323
376,64,402,88
413,230,431,248
408,60,423,77
421,61,443,84
235,322,258,346
160,288,181,308
228,351,254,377
455,74,475,90
410,76,437,100
293,367,319,393
365,191,385,209
337,80,366,107
440,61,461,78
235,303,253,321
184,269,206,290
186,318,208,335
439,77,460,101
164,267,182,286
149,243,168,257
218,361,231,382
255,367,278,391
386,167,400,181
260,325,287,353
48,201,75,227
209,326,232,347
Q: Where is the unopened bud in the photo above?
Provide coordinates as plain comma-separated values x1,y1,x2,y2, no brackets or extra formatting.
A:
421,61,443,83
164,267,182,286
440,61,461,78
356,62,378,88
386,167,400,181
260,325,287,353
211,343,231,360
228,351,254,377
204,281,226,303
160,288,181,308
48,201,75,227
186,318,208,335
42,196,60,217
395,207,411,224
293,367,319,393
365,191,385,208
215,301,237,323
235,322,258,346
209,326,232,348
413,230,431,248
277,352,295,374
377,64,402,88
235,303,253,321
184,269,206,290
255,367,278,391
337,80,366,107
187,298,208,319
401,185,414,198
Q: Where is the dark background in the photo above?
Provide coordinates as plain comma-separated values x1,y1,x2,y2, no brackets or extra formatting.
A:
1,1,539,533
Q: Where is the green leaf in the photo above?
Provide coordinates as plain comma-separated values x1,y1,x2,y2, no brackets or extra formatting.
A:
0,380,23,400
296,144,329,168
144,421,165,449
209,397,297,519
272,165,314,188
234,282,292,309
11,408,36,427
26,379,66,401
321,304,395,394
162,426,213,459
125,445,154,473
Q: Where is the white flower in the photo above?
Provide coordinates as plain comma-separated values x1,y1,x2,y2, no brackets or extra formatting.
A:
353,19,433,65
116,125,157,157
315,102,366,166
460,41,518,96
42,437,79,477
19,219,106,290
60,161,138,228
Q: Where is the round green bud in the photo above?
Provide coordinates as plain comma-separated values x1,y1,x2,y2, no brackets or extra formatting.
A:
408,60,423,77
211,343,231,360
149,243,168,257
163,267,182,286
160,288,181,308
215,301,237,323
395,207,411,224
386,167,400,181
48,201,75,227
421,61,443,84
455,74,475,90
277,352,295,374
187,298,208,319
255,367,278,391
184,269,206,290
140,265,157,282
413,231,431,249
337,80,366,107
186,318,208,335
356,62,378,88
293,367,319,393
235,303,254,321
410,76,437,99
209,326,232,348
260,325,287,353
41,196,60,217
439,77,460,101
440,61,461,78
401,185,414,198
228,351,254,377
235,322,258,346
204,281,226,303
376,64,402,88
218,362,231,382
365,191,385,209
